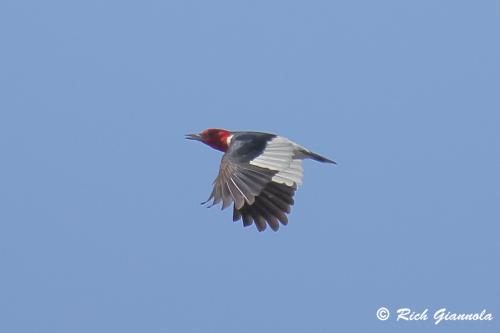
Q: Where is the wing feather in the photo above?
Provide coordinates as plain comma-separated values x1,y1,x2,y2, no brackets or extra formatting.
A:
205,155,276,210
204,134,301,231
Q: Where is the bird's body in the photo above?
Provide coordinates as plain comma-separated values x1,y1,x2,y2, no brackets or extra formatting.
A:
186,129,335,231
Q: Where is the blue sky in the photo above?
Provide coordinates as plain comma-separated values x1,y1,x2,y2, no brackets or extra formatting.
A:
1,1,499,332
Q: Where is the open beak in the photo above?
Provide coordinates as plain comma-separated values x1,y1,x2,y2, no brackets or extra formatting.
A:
185,133,202,141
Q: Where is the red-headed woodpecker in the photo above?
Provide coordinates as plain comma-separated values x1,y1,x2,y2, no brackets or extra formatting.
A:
186,129,336,231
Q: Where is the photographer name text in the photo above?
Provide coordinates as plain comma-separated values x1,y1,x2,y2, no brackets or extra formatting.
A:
376,307,493,325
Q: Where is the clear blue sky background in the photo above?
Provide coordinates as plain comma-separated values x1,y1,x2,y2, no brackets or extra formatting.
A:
1,1,499,332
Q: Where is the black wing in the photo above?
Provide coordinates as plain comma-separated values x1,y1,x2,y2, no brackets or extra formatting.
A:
204,133,302,231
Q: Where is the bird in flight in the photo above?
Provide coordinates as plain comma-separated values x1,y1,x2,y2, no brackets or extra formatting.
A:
186,129,335,231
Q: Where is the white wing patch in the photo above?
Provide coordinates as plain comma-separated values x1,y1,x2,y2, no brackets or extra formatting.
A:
272,159,303,186
249,136,304,187
249,137,293,170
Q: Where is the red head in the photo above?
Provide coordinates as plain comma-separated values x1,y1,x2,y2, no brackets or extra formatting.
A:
185,128,232,152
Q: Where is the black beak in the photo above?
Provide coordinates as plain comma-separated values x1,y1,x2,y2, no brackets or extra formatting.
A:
185,133,202,141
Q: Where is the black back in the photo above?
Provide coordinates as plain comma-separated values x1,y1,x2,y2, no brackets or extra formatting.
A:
225,132,276,163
